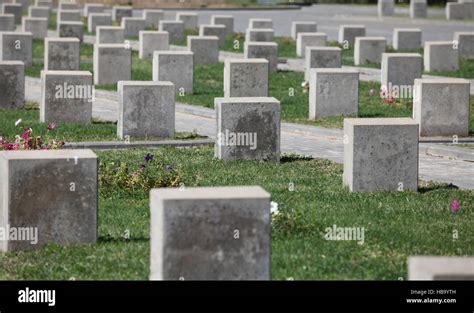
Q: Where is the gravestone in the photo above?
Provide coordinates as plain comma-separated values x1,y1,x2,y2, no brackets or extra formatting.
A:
40,70,93,123
296,32,327,57
22,17,47,39
118,81,175,139
424,41,459,72
59,21,83,42
143,9,164,29
413,78,470,137
0,14,15,31
309,69,359,119
338,25,365,47
96,26,124,44
305,47,342,81
112,6,132,23
199,24,226,45
244,41,278,72
224,58,269,97
211,15,233,36
454,32,474,59
0,60,24,109
187,35,218,65
29,6,50,22
410,0,427,18
408,257,474,280
381,53,422,93
44,37,80,70
248,18,272,29
36,0,52,8
84,3,104,16
88,13,112,34
59,1,78,10
94,44,131,85
0,149,98,252
245,28,274,42
176,12,198,30
343,118,419,192
159,20,185,42
2,3,22,24
291,21,317,40
354,37,386,65
459,0,474,19
393,28,422,51
121,17,146,38
153,51,193,95
149,186,271,280
139,30,169,59
14,0,33,13
215,98,280,162
378,0,394,17
57,9,81,22
0,31,33,66
446,2,465,20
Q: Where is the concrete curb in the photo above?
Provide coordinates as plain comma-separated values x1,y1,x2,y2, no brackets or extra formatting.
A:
419,144,474,162
64,139,214,150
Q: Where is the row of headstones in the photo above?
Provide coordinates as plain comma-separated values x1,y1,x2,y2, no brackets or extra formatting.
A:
3,49,470,188
377,0,428,18
1,149,473,279
305,25,474,71
377,0,474,21
446,0,474,20
308,52,469,134
1,29,471,140
1,24,470,141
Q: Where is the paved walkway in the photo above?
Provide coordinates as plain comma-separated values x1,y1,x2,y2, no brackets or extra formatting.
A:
25,77,474,189
126,4,471,43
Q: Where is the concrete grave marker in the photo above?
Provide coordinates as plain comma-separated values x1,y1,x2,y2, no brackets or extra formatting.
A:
224,58,269,97
343,118,419,192
149,186,271,280
118,81,175,140
153,51,194,95
0,60,24,109
0,149,98,252
40,70,94,123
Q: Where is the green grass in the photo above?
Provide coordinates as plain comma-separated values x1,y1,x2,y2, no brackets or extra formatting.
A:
0,146,472,280
447,144,474,150
0,106,204,142
48,12,57,30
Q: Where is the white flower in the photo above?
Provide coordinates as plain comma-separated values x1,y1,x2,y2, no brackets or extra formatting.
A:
270,201,279,214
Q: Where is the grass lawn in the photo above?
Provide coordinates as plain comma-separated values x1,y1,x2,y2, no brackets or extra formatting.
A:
0,146,472,279
0,106,203,143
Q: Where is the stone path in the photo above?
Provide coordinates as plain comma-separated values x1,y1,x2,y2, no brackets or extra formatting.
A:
25,77,474,189
126,4,472,43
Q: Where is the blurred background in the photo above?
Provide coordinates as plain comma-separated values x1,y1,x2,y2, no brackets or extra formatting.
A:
69,0,452,8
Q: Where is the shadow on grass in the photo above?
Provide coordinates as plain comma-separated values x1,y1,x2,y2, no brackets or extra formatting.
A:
418,183,459,194
99,236,149,244
280,154,314,163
